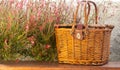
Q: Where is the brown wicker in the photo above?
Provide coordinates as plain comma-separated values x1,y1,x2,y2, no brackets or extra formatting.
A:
55,1,114,65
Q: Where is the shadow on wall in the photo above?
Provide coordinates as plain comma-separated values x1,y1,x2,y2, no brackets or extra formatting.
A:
110,25,120,61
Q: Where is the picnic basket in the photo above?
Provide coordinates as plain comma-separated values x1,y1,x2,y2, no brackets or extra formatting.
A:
55,1,114,65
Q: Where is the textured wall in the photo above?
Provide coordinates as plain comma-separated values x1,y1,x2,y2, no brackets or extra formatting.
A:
110,14,120,61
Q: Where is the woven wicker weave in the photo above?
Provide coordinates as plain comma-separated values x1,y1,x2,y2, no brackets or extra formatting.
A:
55,1,114,65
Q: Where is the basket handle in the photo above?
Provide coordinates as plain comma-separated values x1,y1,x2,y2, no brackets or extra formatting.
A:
73,1,90,24
88,1,98,24
71,1,98,34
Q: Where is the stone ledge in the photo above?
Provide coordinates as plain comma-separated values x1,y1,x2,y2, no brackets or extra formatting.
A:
0,61,119,70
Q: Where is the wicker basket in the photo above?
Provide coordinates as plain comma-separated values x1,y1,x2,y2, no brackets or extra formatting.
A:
55,1,114,65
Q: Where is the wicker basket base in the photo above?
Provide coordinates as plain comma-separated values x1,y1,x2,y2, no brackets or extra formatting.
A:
58,60,108,65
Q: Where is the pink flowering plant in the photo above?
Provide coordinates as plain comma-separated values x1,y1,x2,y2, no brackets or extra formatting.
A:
0,0,29,60
0,0,73,61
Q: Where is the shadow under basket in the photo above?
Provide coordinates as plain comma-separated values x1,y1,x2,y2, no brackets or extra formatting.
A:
55,24,114,65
